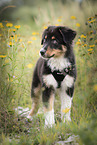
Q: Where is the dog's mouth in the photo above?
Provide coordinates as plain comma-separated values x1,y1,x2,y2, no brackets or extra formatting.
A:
39,49,55,59
40,53,55,59
48,54,55,58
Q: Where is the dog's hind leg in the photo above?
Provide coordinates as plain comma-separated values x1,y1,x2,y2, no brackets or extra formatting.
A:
28,84,41,117
28,68,41,118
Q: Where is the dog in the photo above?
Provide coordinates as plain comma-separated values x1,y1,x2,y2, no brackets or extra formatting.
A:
27,26,77,127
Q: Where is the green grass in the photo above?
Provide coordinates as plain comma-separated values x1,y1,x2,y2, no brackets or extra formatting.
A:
0,0,97,144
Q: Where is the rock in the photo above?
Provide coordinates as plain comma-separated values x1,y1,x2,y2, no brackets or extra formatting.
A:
55,135,79,145
15,106,30,117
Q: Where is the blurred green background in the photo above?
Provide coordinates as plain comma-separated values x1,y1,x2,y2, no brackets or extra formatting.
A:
0,0,97,145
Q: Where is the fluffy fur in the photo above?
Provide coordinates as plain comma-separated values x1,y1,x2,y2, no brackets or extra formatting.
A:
28,26,77,126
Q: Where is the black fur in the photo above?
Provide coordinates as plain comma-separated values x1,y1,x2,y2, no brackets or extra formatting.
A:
30,26,77,115
66,86,74,97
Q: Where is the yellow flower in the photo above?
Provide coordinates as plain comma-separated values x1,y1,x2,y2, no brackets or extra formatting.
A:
9,35,14,39
14,25,20,29
27,63,33,68
0,34,2,36
8,78,13,82
88,19,95,23
0,23,4,28
76,23,80,27
57,19,62,22
32,32,37,35
62,108,70,113
76,39,81,45
89,31,93,34
0,55,7,58
88,51,93,55
13,29,16,32
89,44,95,48
88,48,93,52
83,44,87,47
27,41,32,44
70,16,77,20
6,23,13,27
55,24,59,26
88,17,94,20
14,34,17,42
32,32,39,35
43,26,47,29
80,34,87,38
93,84,97,92
32,37,36,40
8,42,14,46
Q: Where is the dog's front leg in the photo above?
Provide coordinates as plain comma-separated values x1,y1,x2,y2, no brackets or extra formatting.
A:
60,90,73,122
42,86,55,127
60,75,74,122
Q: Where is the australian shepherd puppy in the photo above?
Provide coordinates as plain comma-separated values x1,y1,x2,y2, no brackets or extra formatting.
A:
27,26,77,127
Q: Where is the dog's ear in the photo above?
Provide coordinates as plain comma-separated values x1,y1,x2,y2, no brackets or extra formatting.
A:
59,27,76,44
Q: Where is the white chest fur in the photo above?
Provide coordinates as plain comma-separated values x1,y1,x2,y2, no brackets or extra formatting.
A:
47,56,71,71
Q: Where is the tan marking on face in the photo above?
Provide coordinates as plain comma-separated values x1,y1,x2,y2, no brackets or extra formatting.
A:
62,45,67,53
51,36,55,39
44,93,54,112
45,35,47,39
45,47,54,57
45,45,67,58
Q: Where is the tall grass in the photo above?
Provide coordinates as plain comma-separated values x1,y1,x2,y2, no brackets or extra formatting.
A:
0,0,97,144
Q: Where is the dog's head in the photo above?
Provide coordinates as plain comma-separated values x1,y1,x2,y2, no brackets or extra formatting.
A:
40,26,76,59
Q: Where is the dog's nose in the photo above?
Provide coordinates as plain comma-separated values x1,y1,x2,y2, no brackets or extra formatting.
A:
40,50,45,56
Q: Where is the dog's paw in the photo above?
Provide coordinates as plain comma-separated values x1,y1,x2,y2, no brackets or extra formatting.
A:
44,109,55,128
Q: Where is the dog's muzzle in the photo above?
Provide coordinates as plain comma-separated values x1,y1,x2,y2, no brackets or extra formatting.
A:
39,48,55,59
40,48,46,57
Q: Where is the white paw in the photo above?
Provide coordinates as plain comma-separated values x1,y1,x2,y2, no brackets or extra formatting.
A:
45,109,55,127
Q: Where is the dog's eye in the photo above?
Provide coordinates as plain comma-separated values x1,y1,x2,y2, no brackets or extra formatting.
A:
53,40,58,44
